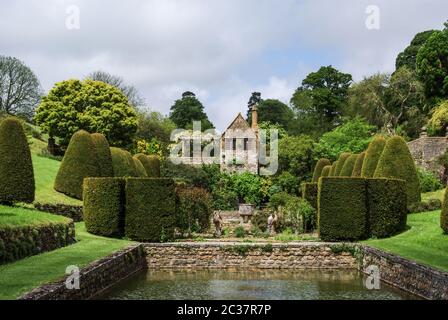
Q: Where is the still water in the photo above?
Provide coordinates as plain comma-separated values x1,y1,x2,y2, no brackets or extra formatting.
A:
98,269,417,300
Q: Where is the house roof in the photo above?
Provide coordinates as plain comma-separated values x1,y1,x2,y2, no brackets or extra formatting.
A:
224,113,250,132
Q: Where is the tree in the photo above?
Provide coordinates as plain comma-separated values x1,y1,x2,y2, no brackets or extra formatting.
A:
87,71,145,107
314,118,375,161
290,66,352,136
0,56,42,119
247,99,293,130
35,79,138,147
169,92,213,130
278,134,315,182
396,30,436,71
416,29,448,98
427,100,448,135
0,117,35,204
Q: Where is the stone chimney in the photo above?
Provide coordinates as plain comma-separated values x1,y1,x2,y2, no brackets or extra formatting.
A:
251,104,258,130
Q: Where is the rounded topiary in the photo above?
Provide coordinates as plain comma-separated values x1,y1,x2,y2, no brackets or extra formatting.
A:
374,136,421,204
134,154,152,176
361,136,386,178
321,165,332,178
329,161,338,177
0,117,35,204
147,155,161,177
441,188,448,234
352,152,366,177
312,158,331,182
110,147,138,177
334,153,351,176
91,133,114,177
54,130,99,200
133,157,148,177
340,154,358,177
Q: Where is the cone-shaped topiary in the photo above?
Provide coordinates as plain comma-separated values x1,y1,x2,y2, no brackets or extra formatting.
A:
110,147,138,177
361,136,386,178
133,157,148,177
312,158,331,182
54,130,99,199
334,153,351,176
91,133,114,177
340,154,358,177
0,117,35,204
329,161,338,176
147,155,161,177
134,154,153,176
441,188,448,234
374,136,421,204
352,152,366,177
321,165,332,178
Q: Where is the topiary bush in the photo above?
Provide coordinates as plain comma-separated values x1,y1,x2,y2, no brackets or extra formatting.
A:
339,154,358,177
110,147,138,177
352,152,366,177
54,130,100,200
176,185,213,234
301,182,318,210
133,157,148,177
134,154,152,176
312,158,331,182
374,136,421,205
329,161,338,176
408,199,441,213
366,178,407,238
318,177,368,241
83,178,125,237
441,188,448,234
125,178,176,242
334,153,351,176
321,165,332,178
0,117,35,204
361,136,386,178
147,155,161,177
91,133,114,177
417,167,442,193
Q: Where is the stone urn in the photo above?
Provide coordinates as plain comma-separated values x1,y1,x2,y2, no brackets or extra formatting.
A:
239,203,255,223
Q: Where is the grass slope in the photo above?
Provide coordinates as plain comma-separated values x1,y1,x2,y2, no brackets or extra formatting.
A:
0,222,133,300
0,205,70,228
364,211,448,272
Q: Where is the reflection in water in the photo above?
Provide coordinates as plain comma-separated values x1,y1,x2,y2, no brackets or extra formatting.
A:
98,269,418,300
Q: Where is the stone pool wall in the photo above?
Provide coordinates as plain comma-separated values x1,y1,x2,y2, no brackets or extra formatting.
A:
19,244,146,300
144,242,359,269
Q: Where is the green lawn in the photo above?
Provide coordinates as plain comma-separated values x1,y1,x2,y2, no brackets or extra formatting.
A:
0,205,70,227
0,222,133,300
364,211,448,272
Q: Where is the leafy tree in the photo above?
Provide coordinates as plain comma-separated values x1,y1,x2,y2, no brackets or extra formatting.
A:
0,56,42,119
314,118,375,161
427,100,448,135
136,111,176,144
247,99,293,130
278,134,315,182
396,30,436,71
416,29,448,98
290,66,352,136
169,91,213,130
35,79,138,147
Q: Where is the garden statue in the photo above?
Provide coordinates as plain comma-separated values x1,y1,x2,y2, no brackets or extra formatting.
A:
213,212,223,238
267,213,278,236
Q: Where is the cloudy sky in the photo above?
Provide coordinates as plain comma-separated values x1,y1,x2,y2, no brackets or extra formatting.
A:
1,0,447,130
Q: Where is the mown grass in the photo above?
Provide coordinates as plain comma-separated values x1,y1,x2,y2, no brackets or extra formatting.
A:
0,205,70,227
0,222,133,300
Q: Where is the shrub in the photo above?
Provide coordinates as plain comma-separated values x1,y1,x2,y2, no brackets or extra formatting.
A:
231,172,266,205
133,157,148,177
312,158,331,182
366,178,407,238
147,155,161,177
374,136,421,205
417,167,442,193
302,182,318,210
334,153,351,176
269,191,292,210
133,154,151,175
283,197,316,233
318,177,368,241
442,188,448,234
321,165,332,178
83,178,125,237
251,208,285,233
110,147,137,177
54,130,99,199
161,161,209,188
361,136,386,178
339,154,358,177
408,199,442,213
329,161,337,176
274,171,301,195
91,133,114,177
125,178,176,242
0,117,35,204
351,152,366,177
234,226,246,238
176,186,213,234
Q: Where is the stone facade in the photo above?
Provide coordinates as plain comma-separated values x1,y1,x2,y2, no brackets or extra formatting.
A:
407,135,448,175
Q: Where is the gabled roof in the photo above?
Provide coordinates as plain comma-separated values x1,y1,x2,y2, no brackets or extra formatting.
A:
224,113,250,132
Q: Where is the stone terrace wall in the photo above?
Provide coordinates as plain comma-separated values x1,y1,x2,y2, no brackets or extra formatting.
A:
408,136,448,173
144,242,358,269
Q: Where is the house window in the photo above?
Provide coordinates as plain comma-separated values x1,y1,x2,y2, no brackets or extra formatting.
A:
244,138,249,150
232,138,237,150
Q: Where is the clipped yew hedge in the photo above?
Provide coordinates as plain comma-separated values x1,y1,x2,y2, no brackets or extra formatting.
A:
0,117,35,204
110,147,138,177
125,178,176,242
366,178,407,238
339,154,358,177
334,153,351,176
329,161,337,176
91,133,114,177
133,157,148,177
318,177,369,241
302,182,318,210
352,152,365,177
441,188,448,234
83,178,125,237
361,136,386,178
312,158,331,182
321,165,332,178
147,155,161,177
